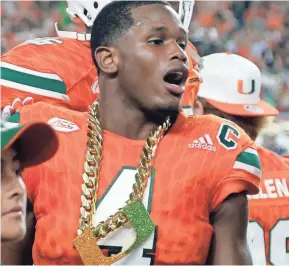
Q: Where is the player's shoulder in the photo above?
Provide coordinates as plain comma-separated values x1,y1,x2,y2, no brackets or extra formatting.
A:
16,102,88,129
181,114,253,153
2,37,91,63
185,113,246,131
1,37,94,95
21,101,86,116
257,145,289,175
4,37,87,52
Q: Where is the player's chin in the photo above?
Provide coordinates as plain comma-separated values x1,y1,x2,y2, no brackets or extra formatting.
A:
153,97,181,117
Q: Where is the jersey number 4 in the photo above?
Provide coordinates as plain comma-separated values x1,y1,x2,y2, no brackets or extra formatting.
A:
248,219,289,265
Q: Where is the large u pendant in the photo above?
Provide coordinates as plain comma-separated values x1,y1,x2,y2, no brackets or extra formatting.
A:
73,200,155,265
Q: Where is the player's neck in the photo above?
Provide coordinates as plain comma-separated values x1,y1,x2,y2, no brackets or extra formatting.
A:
99,100,167,140
98,88,168,141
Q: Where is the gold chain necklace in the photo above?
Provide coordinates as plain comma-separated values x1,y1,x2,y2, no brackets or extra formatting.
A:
73,100,170,265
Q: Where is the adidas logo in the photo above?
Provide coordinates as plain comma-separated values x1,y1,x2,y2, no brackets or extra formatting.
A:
189,134,217,152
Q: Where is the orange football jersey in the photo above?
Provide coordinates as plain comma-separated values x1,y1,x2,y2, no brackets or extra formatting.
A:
1,37,98,111
247,146,289,265
17,103,261,265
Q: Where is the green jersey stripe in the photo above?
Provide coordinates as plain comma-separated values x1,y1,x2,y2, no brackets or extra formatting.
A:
1,67,66,94
7,112,20,123
0,79,69,100
236,150,261,170
1,62,62,81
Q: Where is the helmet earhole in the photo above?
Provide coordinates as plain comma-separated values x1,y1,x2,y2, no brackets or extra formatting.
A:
94,2,98,9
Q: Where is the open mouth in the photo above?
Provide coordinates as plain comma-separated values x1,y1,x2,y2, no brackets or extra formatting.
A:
163,66,188,96
163,71,185,86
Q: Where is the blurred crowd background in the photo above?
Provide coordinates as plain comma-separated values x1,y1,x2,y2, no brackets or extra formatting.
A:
1,1,289,155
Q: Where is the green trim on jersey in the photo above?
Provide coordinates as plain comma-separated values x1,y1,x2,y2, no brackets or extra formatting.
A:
233,147,262,178
1,67,66,94
236,150,261,170
7,112,20,123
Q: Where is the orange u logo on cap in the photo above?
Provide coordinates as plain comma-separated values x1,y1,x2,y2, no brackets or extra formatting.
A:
237,80,255,94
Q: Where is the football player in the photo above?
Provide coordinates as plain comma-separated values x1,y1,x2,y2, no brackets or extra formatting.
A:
194,52,289,265
0,1,110,112
2,2,260,265
1,0,200,115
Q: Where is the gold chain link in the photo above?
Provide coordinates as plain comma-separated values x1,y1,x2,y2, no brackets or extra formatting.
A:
77,100,171,239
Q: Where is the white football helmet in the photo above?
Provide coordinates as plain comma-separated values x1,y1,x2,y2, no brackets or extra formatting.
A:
65,0,195,29
66,0,112,28
178,0,195,30
56,0,113,41
56,0,195,41
178,1,203,70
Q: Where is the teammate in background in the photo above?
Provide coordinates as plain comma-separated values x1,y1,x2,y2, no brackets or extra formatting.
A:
1,0,199,116
1,120,58,262
2,2,260,265
194,52,289,265
0,1,110,113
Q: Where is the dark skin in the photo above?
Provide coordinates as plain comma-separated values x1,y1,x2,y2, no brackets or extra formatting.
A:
97,4,252,264
97,4,253,264
95,4,188,140
2,4,252,265
206,193,252,265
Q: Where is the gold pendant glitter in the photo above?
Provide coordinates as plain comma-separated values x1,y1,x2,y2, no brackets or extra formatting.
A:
74,200,155,265
122,199,155,254
73,228,126,265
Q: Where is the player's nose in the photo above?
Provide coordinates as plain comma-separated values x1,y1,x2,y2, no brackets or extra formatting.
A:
168,42,188,64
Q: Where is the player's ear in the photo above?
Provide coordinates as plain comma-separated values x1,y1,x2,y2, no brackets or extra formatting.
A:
194,99,204,115
94,46,119,74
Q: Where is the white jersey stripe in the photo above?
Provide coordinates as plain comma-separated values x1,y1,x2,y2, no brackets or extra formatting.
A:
233,161,262,178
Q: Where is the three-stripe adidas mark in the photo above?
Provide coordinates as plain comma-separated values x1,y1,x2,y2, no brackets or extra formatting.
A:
189,134,217,152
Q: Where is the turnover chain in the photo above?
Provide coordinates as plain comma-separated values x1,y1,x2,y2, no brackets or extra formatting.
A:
73,100,170,265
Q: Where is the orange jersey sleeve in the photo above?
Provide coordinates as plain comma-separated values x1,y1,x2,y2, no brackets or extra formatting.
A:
1,37,98,111
247,146,289,265
195,116,261,211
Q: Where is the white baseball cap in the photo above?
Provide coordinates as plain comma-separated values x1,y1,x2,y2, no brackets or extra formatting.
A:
198,53,279,116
